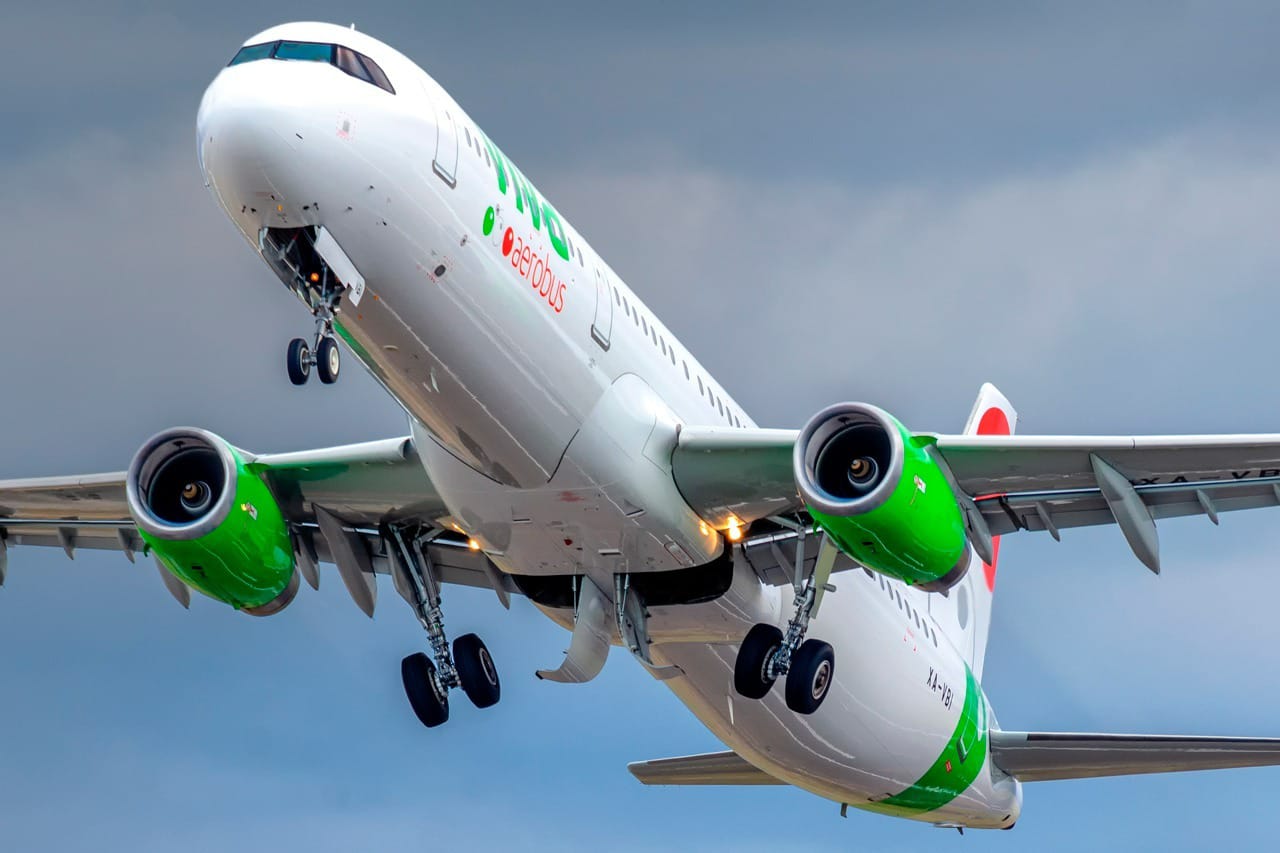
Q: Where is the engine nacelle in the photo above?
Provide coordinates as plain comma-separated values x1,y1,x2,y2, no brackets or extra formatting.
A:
126,428,297,615
794,403,970,591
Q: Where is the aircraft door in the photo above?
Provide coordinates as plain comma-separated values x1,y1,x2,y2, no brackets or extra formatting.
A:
423,83,459,188
591,268,613,350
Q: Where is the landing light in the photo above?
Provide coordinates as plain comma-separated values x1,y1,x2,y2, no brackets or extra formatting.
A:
726,517,743,542
467,538,481,551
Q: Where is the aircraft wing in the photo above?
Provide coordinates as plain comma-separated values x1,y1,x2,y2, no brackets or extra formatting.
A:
990,731,1280,782
672,426,1280,573
0,436,516,606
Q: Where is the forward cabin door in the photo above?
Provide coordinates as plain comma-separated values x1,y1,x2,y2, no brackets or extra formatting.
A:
423,83,459,188
591,268,613,350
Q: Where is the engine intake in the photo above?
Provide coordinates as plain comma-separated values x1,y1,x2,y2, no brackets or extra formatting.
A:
127,428,297,615
794,404,971,591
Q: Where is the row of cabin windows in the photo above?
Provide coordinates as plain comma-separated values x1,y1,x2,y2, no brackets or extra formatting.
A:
872,570,939,648
611,285,742,427
448,120,738,427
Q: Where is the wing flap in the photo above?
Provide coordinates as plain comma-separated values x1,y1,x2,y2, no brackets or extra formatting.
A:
991,731,1280,782
628,751,782,786
981,476,1280,537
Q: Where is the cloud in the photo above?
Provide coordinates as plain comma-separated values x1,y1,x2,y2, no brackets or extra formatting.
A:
546,129,1280,433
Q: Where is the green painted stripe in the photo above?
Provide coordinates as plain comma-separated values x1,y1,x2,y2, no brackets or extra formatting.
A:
863,665,988,818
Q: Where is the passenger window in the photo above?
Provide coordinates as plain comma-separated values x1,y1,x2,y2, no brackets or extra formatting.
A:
275,41,334,62
464,126,472,146
614,287,621,306
669,347,676,366
660,337,667,356
697,376,704,394
683,361,690,380
641,316,648,335
229,42,276,66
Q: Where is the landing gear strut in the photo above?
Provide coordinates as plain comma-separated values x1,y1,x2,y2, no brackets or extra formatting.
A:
733,522,839,715
262,228,344,387
386,525,501,728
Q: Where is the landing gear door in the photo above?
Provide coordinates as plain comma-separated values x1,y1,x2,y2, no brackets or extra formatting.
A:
423,83,459,188
591,268,613,351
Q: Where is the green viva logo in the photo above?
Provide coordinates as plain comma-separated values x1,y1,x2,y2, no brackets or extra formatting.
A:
480,135,571,263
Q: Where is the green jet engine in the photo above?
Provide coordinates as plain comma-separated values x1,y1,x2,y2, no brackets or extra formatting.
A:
126,428,298,615
793,403,971,591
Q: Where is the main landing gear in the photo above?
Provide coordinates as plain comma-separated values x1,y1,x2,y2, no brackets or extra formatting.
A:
734,522,839,715
385,525,501,728
286,311,341,386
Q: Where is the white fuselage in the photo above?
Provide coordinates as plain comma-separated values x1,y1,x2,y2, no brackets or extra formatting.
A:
198,22,1020,828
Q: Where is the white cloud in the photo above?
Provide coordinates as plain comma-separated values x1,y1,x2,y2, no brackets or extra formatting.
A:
547,129,1280,432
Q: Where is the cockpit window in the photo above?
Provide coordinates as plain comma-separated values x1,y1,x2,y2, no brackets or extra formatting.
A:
335,46,373,84
226,40,396,95
358,55,395,94
274,41,335,63
229,42,276,66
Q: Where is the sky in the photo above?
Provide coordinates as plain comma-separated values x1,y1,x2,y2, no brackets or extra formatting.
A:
2,1,1280,849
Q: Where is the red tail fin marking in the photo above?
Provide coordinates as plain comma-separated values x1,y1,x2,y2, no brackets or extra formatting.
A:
976,407,1011,592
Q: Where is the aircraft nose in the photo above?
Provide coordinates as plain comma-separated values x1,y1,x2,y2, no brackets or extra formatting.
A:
196,63,316,229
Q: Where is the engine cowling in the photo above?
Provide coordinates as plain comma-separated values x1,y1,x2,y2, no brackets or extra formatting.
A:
126,428,297,615
794,403,970,591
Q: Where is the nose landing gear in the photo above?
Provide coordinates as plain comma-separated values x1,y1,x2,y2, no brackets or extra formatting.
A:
286,312,341,386
260,227,346,387
386,524,502,728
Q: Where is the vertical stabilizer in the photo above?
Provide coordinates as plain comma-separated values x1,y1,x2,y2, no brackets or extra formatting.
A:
955,383,1017,680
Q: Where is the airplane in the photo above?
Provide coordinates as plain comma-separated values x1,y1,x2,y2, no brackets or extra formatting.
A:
4,20,1280,832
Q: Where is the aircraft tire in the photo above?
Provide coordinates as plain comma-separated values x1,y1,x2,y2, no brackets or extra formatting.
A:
402,652,449,728
287,338,311,386
454,633,501,709
734,623,783,700
317,336,340,384
785,639,835,715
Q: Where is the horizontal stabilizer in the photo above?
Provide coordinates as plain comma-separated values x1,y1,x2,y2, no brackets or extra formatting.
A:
991,730,1280,782
628,751,782,786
